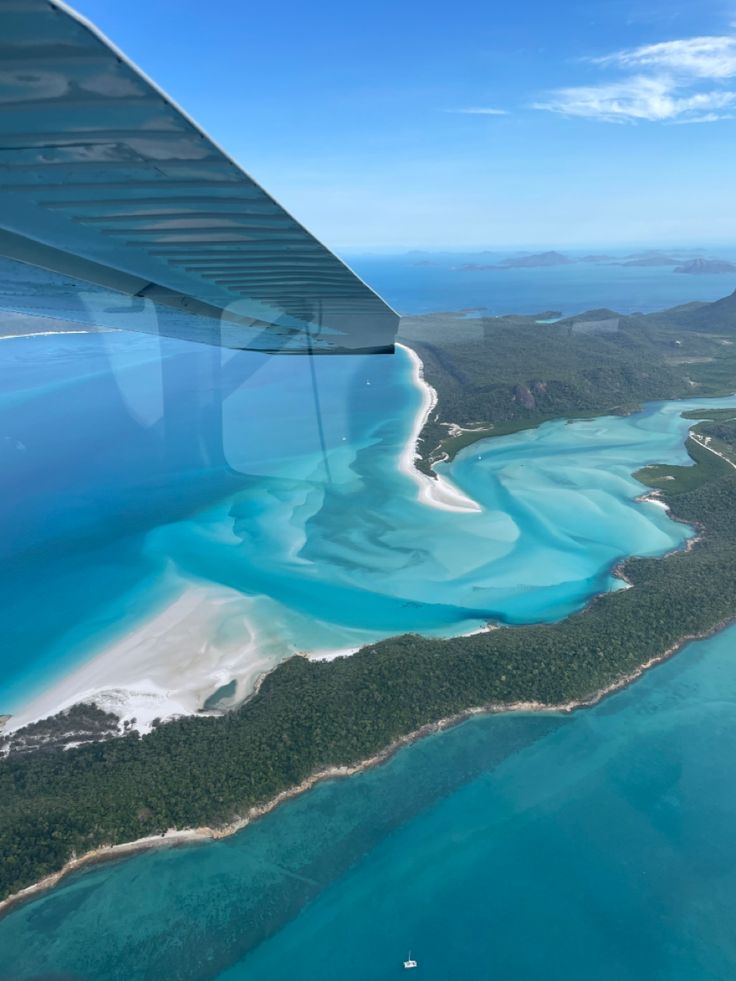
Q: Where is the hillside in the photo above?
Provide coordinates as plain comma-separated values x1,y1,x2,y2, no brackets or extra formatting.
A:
650,288,736,331
400,292,736,471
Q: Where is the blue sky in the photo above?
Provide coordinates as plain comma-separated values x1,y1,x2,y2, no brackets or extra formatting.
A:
73,0,736,251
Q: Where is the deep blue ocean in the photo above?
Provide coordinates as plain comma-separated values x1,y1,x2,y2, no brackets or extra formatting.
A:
1,256,736,979
3,624,736,981
348,248,736,317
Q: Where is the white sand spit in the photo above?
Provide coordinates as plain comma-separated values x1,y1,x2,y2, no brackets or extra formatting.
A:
4,583,274,735
397,342,481,514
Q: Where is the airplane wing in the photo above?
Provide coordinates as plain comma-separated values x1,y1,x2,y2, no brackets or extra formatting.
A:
0,0,399,353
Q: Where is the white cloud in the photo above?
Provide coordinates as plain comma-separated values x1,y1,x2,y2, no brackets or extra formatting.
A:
594,36,736,79
535,76,736,122
671,111,736,124
451,107,508,115
536,32,736,123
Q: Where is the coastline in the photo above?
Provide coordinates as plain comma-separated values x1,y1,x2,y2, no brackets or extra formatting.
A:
2,343,707,740
635,488,704,553
3,343,478,738
3,609,732,920
2,582,276,738
0,329,96,341
396,342,481,513
4,344,736,914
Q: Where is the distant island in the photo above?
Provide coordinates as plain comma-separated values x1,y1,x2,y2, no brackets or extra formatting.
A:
675,258,736,275
496,250,572,268
3,289,736,910
462,250,572,270
454,249,736,275
614,253,683,267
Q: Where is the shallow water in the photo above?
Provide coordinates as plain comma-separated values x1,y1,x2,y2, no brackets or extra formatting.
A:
2,328,728,718
3,260,736,977
3,624,736,980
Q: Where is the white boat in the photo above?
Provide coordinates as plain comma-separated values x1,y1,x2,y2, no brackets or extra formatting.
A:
403,951,418,970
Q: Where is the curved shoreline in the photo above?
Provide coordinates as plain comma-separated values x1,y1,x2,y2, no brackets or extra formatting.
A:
3,359,735,916
1,344,478,739
0,346,711,740
396,342,481,513
2,609,733,921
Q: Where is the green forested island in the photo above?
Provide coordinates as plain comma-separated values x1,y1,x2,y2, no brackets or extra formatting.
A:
3,291,736,906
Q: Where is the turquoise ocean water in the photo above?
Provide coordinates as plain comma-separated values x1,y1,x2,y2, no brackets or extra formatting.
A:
2,259,736,977
3,624,736,980
4,330,728,715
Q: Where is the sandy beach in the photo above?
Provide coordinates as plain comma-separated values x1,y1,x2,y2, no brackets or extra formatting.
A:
3,582,275,736
0,329,96,341
396,342,481,513
3,345,709,746
3,342,483,737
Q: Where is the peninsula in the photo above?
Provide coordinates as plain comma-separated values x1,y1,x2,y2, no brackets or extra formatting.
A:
3,288,736,909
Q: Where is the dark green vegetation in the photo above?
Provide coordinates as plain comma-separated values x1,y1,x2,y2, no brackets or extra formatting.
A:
3,406,736,904
399,289,736,472
682,407,736,421
693,417,736,458
0,704,123,756
635,437,729,495
3,289,736,906
636,412,736,494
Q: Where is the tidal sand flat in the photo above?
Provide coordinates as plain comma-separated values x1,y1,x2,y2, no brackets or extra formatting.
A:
2,328,734,731
4,623,736,979
4,580,273,733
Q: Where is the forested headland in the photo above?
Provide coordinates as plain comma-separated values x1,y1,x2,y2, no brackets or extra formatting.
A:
3,407,736,905
400,289,736,472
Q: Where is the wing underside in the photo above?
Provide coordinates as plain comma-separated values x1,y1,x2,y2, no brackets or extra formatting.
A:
0,0,398,353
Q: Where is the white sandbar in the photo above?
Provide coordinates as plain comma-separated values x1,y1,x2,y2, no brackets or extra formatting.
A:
4,583,274,736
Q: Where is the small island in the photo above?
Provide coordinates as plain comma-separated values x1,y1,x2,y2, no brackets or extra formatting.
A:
448,250,736,276
675,258,736,275
462,250,572,270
